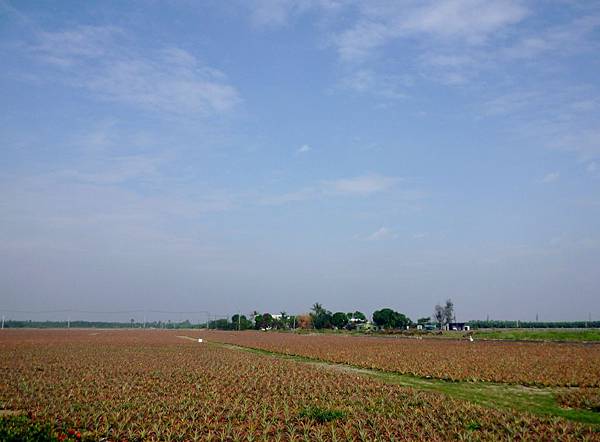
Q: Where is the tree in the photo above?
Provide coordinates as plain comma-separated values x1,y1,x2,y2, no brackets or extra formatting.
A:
444,299,454,325
331,312,349,329
276,311,289,330
312,311,333,329
310,303,333,329
231,314,252,330
345,311,367,329
296,314,312,329
347,311,366,322
254,313,273,330
433,299,455,329
372,308,411,329
209,318,229,330
311,303,326,316
355,311,366,321
434,304,444,328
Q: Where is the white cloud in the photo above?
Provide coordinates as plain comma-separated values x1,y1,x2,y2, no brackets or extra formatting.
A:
296,144,312,154
367,227,397,241
258,173,412,205
483,91,540,116
258,187,316,205
34,25,121,66
59,155,162,185
503,14,600,60
30,26,240,117
339,69,408,99
323,173,399,196
479,85,600,168
401,0,527,41
549,128,600,162
334,0,528,62
541,172,559,183
335,20,390,61
247,0,342,28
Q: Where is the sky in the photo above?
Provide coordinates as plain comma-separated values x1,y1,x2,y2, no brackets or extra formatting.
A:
1,0,600,323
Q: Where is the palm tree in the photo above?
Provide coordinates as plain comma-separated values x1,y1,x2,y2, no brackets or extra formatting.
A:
311,303,325,316
279,311,288,329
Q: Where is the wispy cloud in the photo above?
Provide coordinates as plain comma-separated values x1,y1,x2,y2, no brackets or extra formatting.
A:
30,26,240,117
540,172,560,184
59,155,163,185
259,173,408,205
334,0,528,62
502,14,600,60
549,129,600,163
34,25,122,66
366,227,397,241
258,187,316,205
478,83,600,168
323,173,399,196
296,144,312,154
339,69,408,99
246,0,341,28
323,0,533,96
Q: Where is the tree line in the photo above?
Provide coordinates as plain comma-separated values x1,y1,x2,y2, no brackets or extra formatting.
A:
210,300,456,331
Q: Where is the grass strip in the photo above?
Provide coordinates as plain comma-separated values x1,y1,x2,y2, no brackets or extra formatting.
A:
197,338,600,426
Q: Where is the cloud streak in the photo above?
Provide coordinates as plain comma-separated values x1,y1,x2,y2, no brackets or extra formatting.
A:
296,144,312,154
30,27,240,117
334,0,528,62
259,173,410,205
323,174,399,196
366,227,397,241
541,172,559,184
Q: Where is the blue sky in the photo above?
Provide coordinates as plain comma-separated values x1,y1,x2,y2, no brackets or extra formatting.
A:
1,0,599,322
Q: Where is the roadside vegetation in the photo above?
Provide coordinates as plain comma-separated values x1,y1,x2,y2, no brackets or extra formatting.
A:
473,328,600,342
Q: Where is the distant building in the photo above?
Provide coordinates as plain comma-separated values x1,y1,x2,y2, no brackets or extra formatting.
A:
446,322,470,331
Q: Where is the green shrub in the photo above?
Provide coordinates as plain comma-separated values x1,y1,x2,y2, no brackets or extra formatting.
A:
299,406,346,423
0,415,56,442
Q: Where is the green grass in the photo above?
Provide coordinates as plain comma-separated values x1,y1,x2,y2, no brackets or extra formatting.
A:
299,406,346,423
0,415,57,442
277,327,600,342
473,328,600,342
203,339,600,426
359,369,600,425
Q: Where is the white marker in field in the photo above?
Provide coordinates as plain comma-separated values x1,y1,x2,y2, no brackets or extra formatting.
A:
469,336,474,342
198,338,203,343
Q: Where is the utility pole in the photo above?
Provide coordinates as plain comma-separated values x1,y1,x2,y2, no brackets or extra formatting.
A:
1,315,4,329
